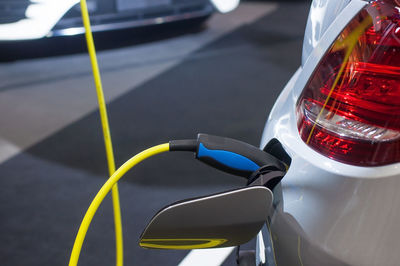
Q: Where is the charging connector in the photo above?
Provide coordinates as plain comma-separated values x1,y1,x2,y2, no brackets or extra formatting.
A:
70,135,286,266
170,134,286,180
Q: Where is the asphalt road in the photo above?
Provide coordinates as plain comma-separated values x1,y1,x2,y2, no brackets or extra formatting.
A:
0,2,309,265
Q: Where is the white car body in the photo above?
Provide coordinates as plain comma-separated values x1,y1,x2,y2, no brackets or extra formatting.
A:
259,0,400,265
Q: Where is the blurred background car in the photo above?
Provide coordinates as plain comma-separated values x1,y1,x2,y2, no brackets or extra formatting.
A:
0,0,214,41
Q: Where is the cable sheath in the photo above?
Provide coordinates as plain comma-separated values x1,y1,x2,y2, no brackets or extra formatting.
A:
79,1,124,266
69,143,170,266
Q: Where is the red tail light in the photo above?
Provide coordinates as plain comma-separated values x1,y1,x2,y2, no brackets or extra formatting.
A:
296,0,400,166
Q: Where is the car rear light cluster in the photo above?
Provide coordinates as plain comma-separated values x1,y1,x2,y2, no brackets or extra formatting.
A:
296,0,400,166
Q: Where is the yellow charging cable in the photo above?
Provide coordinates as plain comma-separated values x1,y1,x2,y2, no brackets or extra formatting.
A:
69,143,170,266
80,1,123,265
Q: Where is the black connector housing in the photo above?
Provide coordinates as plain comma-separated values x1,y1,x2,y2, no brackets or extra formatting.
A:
170,134,286,180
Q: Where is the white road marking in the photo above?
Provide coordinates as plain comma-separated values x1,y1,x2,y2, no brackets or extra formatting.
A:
178,247,236,266
0,137,21,163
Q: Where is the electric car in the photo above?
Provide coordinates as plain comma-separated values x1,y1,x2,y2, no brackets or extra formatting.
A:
0,0,214,41
258,0,400,265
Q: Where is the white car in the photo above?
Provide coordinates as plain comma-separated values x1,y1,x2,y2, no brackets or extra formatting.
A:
259,0,400,265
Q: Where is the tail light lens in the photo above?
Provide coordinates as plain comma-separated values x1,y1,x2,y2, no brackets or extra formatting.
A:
296,0,400,166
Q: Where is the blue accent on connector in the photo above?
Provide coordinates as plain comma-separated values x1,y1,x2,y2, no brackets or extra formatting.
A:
197,143,260,172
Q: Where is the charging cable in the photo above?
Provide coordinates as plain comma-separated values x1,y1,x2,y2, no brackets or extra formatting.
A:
69,134,286,266
79,1,123,266
69,143,169,266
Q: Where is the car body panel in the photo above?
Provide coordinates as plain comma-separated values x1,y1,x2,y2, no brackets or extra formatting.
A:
302,0,351,65
260,0,400,265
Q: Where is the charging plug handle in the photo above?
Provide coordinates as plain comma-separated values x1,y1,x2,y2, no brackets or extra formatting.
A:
170,134,285,179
